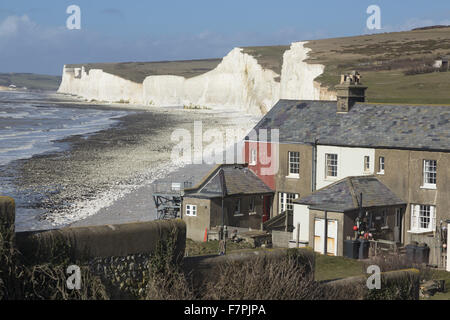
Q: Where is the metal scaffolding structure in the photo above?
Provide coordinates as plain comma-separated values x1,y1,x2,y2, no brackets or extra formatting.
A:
152,180,192,220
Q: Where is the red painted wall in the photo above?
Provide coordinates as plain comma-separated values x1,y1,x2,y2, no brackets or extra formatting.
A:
243,141,277,190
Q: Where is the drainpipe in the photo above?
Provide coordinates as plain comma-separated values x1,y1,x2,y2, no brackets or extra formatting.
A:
324,211,328,255
447,221,450,272
311,139,318,193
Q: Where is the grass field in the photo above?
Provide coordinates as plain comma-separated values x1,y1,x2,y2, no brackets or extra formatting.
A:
0,73,61,91
305,26,450,104
66,58,222,84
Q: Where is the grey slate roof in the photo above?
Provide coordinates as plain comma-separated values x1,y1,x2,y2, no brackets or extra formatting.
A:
248,100,450,151
184,164,273,199
294,176,406,213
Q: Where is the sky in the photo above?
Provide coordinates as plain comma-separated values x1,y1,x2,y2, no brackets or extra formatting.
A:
0,0,449,75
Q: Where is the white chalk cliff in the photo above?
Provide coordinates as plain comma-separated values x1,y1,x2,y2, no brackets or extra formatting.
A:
58,41,336,115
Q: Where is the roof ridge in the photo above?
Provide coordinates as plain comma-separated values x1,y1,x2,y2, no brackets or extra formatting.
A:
347,177,360,209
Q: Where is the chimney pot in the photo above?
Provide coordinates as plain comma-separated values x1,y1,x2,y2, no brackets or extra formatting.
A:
335,71,367,113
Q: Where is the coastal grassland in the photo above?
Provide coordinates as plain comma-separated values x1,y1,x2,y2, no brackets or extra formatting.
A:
304,27,450,104
0,73,61,91
66,58,222,83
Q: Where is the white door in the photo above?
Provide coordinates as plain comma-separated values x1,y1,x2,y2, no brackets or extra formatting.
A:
314,218,338,256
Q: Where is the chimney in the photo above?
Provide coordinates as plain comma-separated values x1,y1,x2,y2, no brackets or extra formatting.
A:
335,71,367,113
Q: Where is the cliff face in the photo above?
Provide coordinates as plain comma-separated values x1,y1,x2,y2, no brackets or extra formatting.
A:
58,41,335,115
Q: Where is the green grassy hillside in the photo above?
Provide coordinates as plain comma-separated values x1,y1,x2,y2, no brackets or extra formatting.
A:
304,26,450,104
0,73,61,91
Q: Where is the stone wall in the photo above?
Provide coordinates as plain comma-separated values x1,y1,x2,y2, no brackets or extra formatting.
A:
272,230,293,248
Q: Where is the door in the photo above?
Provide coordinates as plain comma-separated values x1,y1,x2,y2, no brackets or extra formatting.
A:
314,218,338,256
394,208,403,243
262,195,271,223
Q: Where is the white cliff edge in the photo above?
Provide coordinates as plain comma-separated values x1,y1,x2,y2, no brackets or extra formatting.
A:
58,41,335,115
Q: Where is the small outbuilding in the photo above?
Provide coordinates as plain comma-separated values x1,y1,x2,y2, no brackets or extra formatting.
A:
433,56,449,70
293,176,406,256
182,164,274,242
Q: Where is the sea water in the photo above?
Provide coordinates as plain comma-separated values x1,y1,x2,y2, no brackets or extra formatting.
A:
0,90,129,230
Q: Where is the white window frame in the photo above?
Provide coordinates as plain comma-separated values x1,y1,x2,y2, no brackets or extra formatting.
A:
422,160,437,189
250,148,257,165
278,192,299,214
287,151,300,178
410,204,436,233
381,210,388,228
325,153,338,178
249,197,256,215
377,156,385,174
185,204,197,217
234,199,242,216
364,156,370,173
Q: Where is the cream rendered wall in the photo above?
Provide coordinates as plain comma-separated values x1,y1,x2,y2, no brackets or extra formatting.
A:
292,204,310,243
316,145,375,189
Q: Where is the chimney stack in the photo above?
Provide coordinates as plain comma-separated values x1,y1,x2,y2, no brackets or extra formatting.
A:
335,71,367,113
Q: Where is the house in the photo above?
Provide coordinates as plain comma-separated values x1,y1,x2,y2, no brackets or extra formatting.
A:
181,164,274,241
244,71,450,266
433,56,449,70
294,176,406,256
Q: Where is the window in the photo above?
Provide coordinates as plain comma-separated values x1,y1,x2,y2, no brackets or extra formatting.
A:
381,210,388,227
250,149,257,165
378,156,385,174
364,156,370,172
288,151,300,177
185,204,197,216
249,197,256,214
279,192,299,214
325,153,338,178
423,160,437,188
395,208,402,227
411,204,436,232
234,199,241,215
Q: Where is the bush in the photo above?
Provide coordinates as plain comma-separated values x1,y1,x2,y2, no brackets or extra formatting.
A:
201,255,322,300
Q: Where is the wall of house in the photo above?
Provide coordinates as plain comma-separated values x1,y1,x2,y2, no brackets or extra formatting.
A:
210,195,267,231
274,143,314,216
244,141,277,190
308,209,345,256
316,145,375,189
292,204,310,243
182,197,211,242
374,149,450,266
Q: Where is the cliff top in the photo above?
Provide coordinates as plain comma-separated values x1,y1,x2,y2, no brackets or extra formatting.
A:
66,58,222,83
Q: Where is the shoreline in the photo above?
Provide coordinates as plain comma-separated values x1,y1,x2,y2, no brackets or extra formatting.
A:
6,92,260,231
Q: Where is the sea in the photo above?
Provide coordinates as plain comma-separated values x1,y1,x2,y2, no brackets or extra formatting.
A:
0,90,129,230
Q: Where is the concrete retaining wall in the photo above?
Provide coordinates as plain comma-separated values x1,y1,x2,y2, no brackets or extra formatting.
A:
272,230,292,248
15,219,186,264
